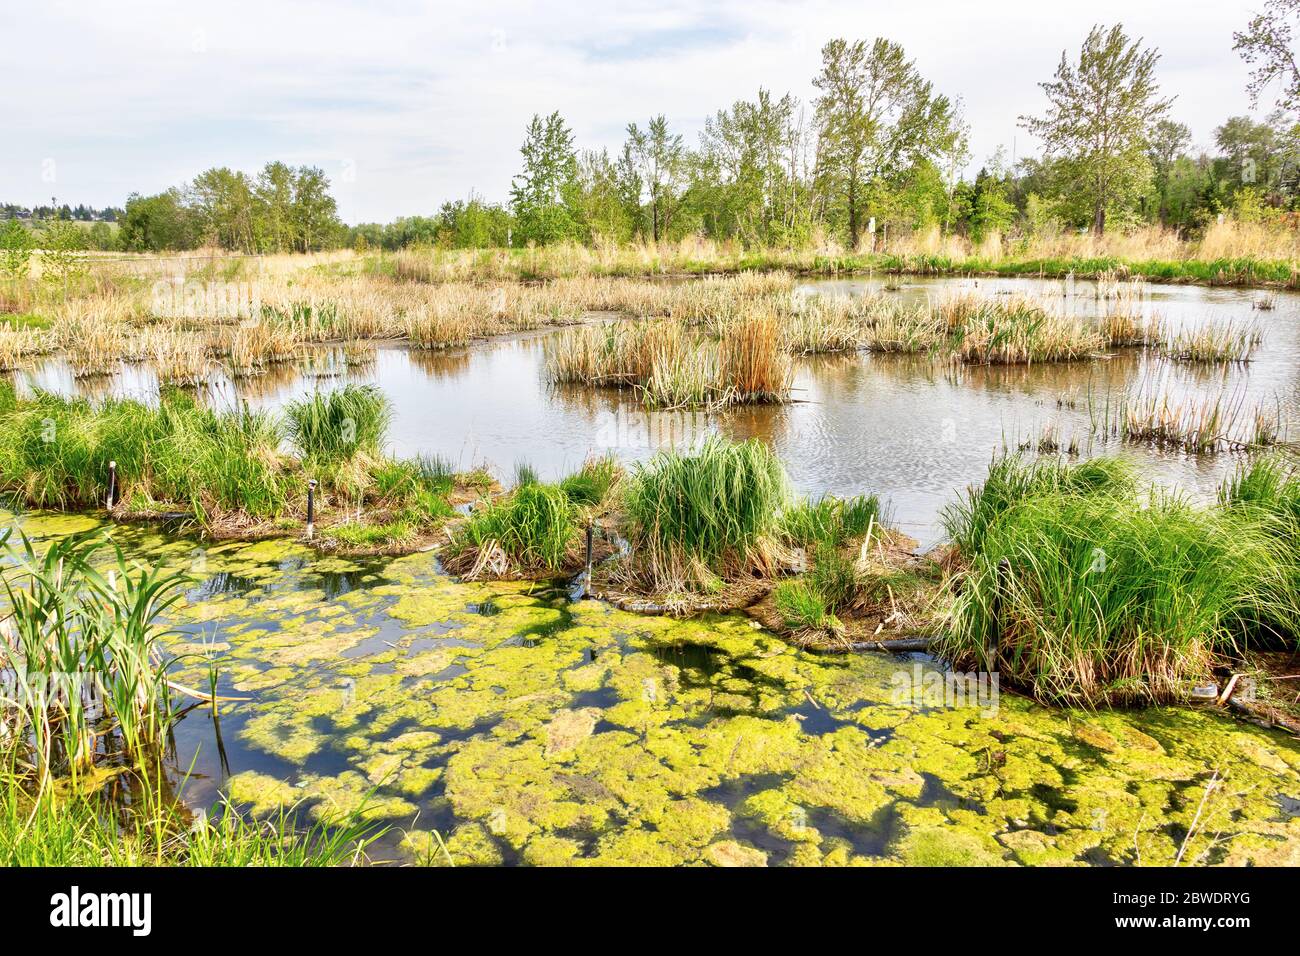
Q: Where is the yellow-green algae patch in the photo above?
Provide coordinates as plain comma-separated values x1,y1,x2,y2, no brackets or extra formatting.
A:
14,514,1300,867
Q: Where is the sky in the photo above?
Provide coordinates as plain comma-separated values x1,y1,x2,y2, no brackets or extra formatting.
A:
0,0,1276,224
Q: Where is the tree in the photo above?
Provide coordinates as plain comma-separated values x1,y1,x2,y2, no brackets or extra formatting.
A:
696,90,806,245
623,115,686,242
1235,0,1300,116
39,218,87,285
570,150,634,243
190,167,258,251
120,190,202,251
255,161,296,252
1147,119,1191,224
0,219,34,280
510,112,581,245
813,38,960,248
289,166,342,252
1020,25,1172,235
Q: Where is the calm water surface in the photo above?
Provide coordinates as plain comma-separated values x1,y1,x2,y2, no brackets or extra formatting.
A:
20,275,1297,545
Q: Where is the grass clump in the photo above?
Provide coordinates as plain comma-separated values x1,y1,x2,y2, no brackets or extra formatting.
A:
1160,320,1262,363
1219,454,1300,531
942,454,1136,558
558,456,620,506
285,384,391,465
0,779,383,866
781,493,883,548
620,436,791,592
939,457,1299,706
449,482,579,578
0,384,292,523
773,579,838,633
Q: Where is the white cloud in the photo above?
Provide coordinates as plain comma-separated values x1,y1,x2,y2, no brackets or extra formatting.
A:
0,0,1267,222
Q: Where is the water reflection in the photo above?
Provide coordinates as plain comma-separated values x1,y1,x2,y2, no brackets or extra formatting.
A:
12,276,1297,545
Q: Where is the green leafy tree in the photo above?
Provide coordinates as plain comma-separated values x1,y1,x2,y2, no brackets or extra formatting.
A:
120,189,201,252
1146,119,1191,224
510,112,581,245
1020,24,1172,235
0,219,34,280
813,37,960,248
623,115,686,242
1235,0,1300,116
38,218,87,285
255,161,296,252
289,165,342,252
190,167,259,251
696,90,808,245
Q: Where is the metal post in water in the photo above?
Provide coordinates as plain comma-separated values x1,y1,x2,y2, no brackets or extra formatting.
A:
306,478,317,539
585,523,594,578
106,460,117,511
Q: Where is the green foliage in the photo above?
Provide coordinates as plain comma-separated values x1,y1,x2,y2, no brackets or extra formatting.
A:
510,112,582,245
285,385,392,465
0,762,384,865
0,531,188,778
940,485,1299,705
458,482,578,571
782,493,883,548
558,456,620,506
623,436,790,589
0,386,291,520
1020,24,1171,233
807,542,860,612
942,454,1136,557
1220,454,1300,535
773,579,836,632
38,219,87,284
813,37,962,247
0,219,33,280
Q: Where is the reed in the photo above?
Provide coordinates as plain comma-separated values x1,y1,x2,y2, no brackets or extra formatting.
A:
0,531,188,780
620,436,791,592
717,313,792,403
1098,389,1281,455
939,485,1298,706
285,384,392,465
1159,320,1263,363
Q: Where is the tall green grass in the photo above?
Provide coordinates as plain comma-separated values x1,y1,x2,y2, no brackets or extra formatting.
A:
942,454,1136,557
1219,454,1300,531
285,384,391,464
622,436,790,591
0,384,291,521
454,482,578,573
0,761,383,866
940,457,1299,705
558,456,620,506
781,493,882,548
0,531,188,780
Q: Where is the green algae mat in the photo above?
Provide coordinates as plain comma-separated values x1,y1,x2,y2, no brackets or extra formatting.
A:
11,512,1300,867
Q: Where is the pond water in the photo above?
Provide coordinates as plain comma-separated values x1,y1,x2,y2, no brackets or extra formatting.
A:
7,275,1300,865
17,275,1298,546
8,510,1300,866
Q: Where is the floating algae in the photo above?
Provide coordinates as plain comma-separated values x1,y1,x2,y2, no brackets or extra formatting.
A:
7,509,1300,866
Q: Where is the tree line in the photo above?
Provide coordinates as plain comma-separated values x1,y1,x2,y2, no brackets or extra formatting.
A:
7,7,1300,256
